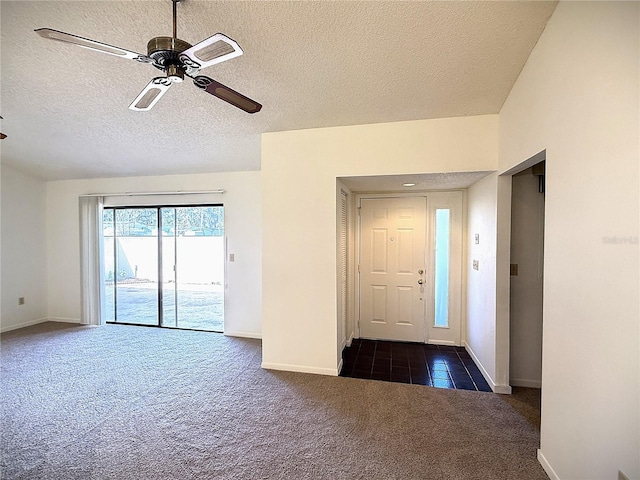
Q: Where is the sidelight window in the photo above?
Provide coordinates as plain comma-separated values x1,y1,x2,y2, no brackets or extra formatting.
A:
434,208,450,328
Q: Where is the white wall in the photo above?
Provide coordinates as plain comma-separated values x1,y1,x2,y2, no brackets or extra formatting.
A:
46,171,262,338
262,115,498,375
509,169,544,388
466,173,499,389
0,165,48,331
499,2,639,479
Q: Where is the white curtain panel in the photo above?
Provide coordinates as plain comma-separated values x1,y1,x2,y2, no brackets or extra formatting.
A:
79,196,106,325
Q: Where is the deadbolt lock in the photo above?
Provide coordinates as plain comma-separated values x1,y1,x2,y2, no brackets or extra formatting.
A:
418,269,424,275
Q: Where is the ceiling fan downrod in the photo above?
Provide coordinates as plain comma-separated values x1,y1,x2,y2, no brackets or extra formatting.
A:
145,0,189,83
172,0,179,43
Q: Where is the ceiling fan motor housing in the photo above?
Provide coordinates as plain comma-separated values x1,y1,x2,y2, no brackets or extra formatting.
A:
147,36,195,80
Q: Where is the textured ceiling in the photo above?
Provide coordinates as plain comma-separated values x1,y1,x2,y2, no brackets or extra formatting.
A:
340,171,494,193
0,1,556,181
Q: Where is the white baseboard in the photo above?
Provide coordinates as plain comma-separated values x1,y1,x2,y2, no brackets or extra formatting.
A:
493,384,512,394
428,339,456,346
48,317,82,324
0,317,49,333
347,332,354,347
510,378,542,388
538,449,559,480
261,362,339,377
224,331,262,340
464,341,512,394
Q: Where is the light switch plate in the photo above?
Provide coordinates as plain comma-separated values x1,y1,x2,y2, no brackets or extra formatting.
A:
473,260,479,270
475,234,479,244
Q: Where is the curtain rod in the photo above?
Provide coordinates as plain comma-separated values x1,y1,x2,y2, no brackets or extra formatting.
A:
80,190,225,197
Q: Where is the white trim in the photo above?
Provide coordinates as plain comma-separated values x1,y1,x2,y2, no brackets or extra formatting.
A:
510,378,542,388
337,357,344,375
224,331,261,339
493,384,512,395
224,235,228,336
48,317,82,324
427,339,456,346
537,449,560,480
0,317,49,333
337,188,349,353
355,190,468,204
460,189,468,346
347,332,354,347
464,341,512,394
261,362,339,376
500,150,546,176
81,190,224,197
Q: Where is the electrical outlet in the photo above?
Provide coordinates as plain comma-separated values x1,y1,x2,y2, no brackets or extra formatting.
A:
472,260,479,271
475,234,479,244
18,297,25,305
618,470,630,480
229,253,235,262
510,264,519,276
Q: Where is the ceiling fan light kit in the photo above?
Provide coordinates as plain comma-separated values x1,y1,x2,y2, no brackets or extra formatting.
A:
35,0,261,113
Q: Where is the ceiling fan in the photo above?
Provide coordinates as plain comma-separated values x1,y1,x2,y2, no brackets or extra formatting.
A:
35,0,261,113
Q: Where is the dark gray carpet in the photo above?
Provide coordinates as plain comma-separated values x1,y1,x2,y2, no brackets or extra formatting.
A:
1,322,548,479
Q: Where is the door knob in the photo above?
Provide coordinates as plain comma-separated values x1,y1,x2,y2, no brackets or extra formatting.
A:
418,279,423,285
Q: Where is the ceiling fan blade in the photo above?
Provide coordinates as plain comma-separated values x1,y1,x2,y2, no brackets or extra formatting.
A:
193,76,261,114
129,78,173,111
35,28,151,62
179,33,243,70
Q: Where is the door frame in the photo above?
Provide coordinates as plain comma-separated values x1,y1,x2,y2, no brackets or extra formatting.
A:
354,190,466,346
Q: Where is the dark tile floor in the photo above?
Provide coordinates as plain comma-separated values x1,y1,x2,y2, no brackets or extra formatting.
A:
340,338,493,392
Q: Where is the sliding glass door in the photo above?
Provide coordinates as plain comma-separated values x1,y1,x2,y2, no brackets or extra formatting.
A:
103,205,224,331
160,208,178,327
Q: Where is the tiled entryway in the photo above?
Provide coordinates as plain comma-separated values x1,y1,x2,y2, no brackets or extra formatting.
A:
340,339,492,392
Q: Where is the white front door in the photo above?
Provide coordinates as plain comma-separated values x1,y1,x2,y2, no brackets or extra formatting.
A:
357,192,463,346
359,197,427,342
